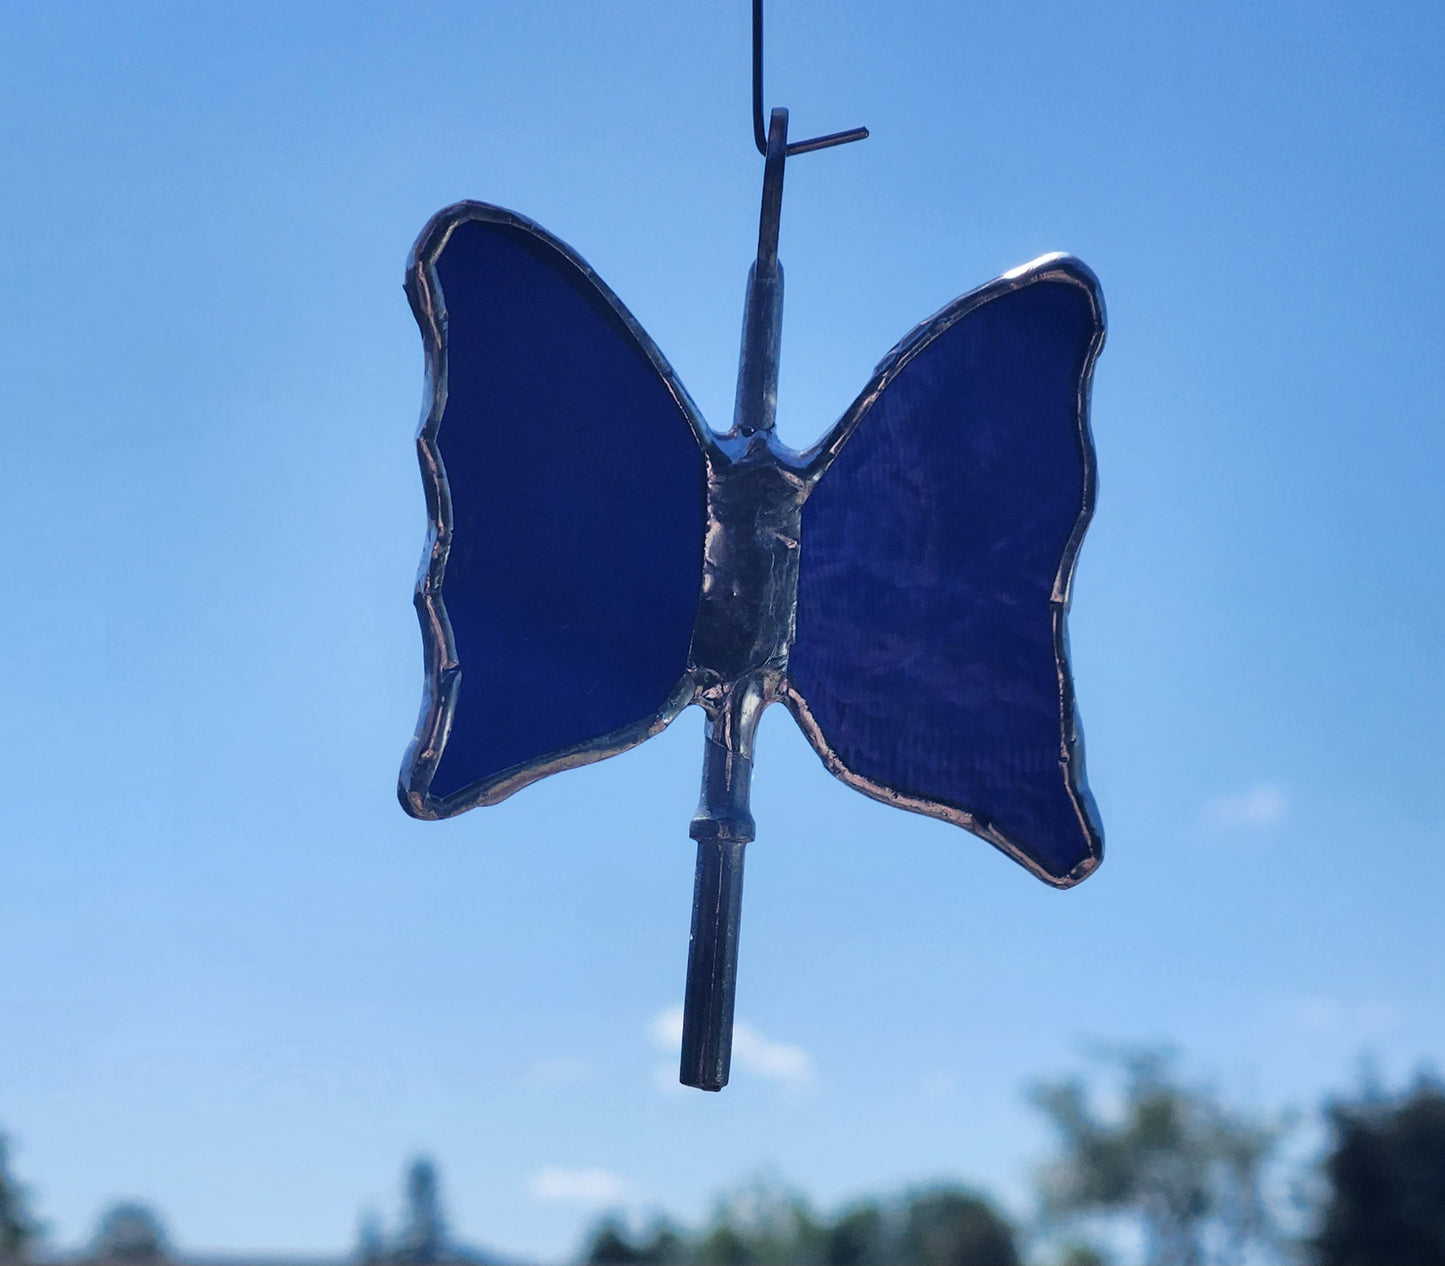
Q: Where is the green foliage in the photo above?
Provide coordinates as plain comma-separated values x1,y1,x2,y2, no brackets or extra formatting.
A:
0,1135,41,1262
89,1201,169,1263
1030,1047,1287,1266
818,1203,886,1266
580,1179,1020,1265
585,1214,686,1264
357,1208,388,1264
902,1189,1019,1266
395,1157,447,1264
1310,1074,1445,1266
353,1156,496,1264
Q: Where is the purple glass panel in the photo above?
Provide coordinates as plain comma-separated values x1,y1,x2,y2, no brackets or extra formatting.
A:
424,217,707,800
790,266,1104,881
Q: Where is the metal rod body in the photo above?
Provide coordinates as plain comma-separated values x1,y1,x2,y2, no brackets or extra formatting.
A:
679,109,792,1091
681,837,749,1090
681,674,762,1089
732,108,788,437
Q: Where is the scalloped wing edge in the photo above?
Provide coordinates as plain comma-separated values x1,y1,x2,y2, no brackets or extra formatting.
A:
397,202,710,821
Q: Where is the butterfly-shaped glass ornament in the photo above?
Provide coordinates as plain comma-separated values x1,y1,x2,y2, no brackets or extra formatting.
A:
399,106,1105,1091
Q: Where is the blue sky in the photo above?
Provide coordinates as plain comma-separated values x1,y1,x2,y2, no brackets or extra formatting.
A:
1,1,1441,1261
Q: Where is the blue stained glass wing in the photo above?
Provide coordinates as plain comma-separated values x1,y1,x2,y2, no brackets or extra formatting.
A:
786,256,1105,885
400,203,708,819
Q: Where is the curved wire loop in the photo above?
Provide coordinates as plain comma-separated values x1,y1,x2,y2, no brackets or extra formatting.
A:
752,0,869,158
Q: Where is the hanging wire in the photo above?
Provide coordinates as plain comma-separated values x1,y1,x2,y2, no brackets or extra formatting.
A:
753,0,768,155
752,0,869,158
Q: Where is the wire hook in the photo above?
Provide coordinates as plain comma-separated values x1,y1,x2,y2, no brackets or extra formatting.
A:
752,0,869,158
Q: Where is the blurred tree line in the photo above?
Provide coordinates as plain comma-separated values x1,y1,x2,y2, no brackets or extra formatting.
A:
579,1053,1445,1266
1028,1047,1288,1265
2,1051,1443,1264
583,1180,1019,1266
0,1130,170,1265
355,1156,497,1264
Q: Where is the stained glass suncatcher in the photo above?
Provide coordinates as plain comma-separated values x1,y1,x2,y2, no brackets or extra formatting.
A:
399,105,1105,1090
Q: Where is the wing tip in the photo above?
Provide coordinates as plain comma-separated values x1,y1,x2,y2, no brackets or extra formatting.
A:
397,692,695,823
1002,252,1106,334
407,200,535,273
781,689,1105,887
397,776,442,821
1037,846,1104,889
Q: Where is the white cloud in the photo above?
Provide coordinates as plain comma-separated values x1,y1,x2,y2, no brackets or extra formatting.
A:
646,1006,815,1090
529,1167,632,1204
1203,781,1288,830
648,1005,685,1049
732,1021,815,1087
